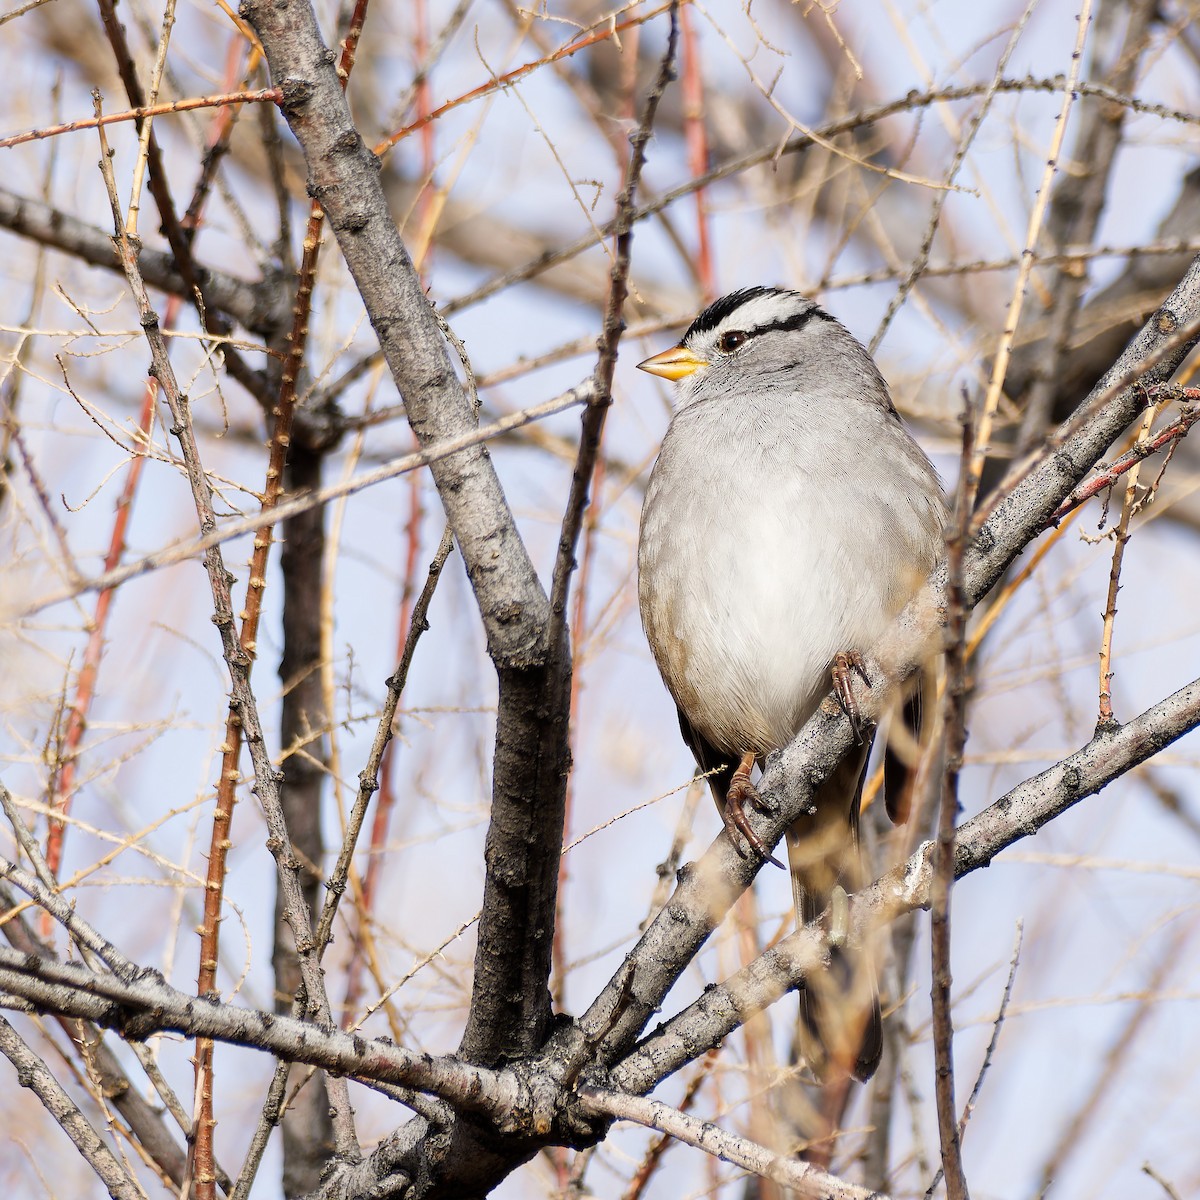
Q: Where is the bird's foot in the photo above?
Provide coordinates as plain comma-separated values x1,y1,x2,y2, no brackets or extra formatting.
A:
724,751,783,869
832,651,871,741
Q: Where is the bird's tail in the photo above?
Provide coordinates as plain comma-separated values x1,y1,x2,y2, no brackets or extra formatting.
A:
788,745,882,1083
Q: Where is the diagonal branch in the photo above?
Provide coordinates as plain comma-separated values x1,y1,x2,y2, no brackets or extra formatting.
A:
0,1014,143,1200
578,1086,885,1200
611,669,1200,1095
240,0,550,668
575,252,1200,1067
458,7,678,1070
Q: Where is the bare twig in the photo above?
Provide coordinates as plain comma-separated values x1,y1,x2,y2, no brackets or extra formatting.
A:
621,1051,715,1200
548,4,678,624
0,1015,144,1200
1051,386,1200,522
924,922,1023,1198
1095,398,1158,728
930,399,974,1200
373,3,676,156
315,524,456,958
442,75,1193,320
93,91,352,1174
869,0,1038,353
1142,1162,1185,1200
1035,922,1191,1194
966,0,1095,512
1011,0,1160,461
0,88,281,150
15,383,595,622
677,5,713,298
578,1086,886,1200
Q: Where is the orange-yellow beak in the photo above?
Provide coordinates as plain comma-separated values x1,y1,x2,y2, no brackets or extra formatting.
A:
636,344,708,381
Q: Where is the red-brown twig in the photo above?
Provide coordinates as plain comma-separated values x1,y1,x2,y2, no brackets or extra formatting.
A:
215,2,377,1188
372,2,676,156
0,88,281,151
1050,385,1200,523
190,201,321,1200
49,37,267,901
678,4,714,298
44,318,165,904
194,45,375,1200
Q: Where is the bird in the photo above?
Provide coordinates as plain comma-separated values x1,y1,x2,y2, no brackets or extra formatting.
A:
636,286,946,1082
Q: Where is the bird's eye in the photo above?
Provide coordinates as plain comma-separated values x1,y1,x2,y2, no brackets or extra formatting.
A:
718,330,748,353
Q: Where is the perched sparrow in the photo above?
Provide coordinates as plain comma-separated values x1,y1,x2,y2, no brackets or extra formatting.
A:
637,286,946,1081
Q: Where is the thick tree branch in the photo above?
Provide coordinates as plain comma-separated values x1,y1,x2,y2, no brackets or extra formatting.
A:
610,670,1200,1095
0,1014,144,1200
458,3,678,1071
240,0,550,669
574,252,1200,1065
0,939,521,1122
0,184,288,334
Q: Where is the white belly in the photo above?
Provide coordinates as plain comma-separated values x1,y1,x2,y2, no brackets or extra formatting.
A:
638,397,940,756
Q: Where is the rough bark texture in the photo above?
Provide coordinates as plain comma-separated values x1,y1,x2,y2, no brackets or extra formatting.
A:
275,444,335,1197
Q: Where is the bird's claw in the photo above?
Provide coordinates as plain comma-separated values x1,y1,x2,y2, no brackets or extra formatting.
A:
832,650,871,741
725,768,784,869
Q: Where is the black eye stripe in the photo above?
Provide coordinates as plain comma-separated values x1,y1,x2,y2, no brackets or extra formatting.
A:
717,306,835,347
743,306,835,340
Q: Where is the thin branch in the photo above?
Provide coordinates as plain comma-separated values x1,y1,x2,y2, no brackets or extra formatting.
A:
0,944,520,1119
548,4,678,628
931,402,974,1200
965,0,1095,512
621,1051,715,1200
372,3,676,155
0,185,286,334
94,0,273,406
924,922,1023,1198
16,383,595,623
609,669,1200,1097
578,1086,886,1200
1011,0,1160,461
1095,399,1158,728
0,88,281,150
678,4,713,298
1035,921,1191,1194
868,0,1037,353
0,805,218,1191
1142,1162,1185,1200
314,524,456,958
441,75,1198,319
93,96,352,1169
0,1015,144,1200
1051,385,1200,521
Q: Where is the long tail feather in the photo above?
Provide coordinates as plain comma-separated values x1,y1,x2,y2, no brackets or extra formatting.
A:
789,744,882,1083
